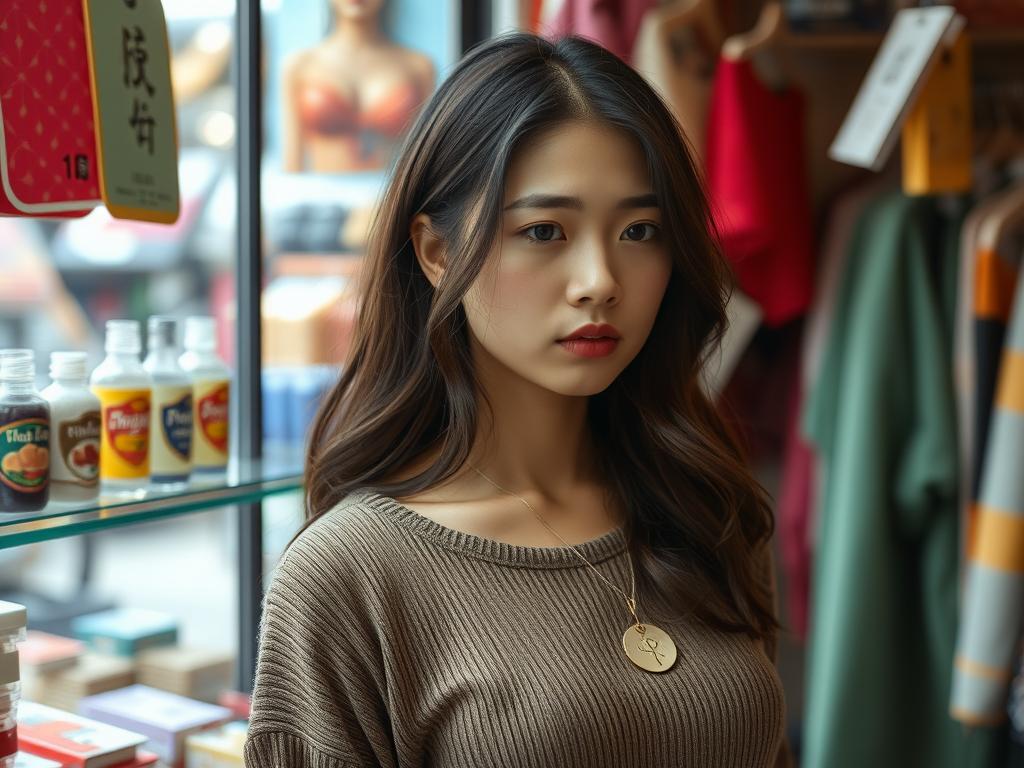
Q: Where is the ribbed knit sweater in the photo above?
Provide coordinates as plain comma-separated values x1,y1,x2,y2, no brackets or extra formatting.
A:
243,488,789,767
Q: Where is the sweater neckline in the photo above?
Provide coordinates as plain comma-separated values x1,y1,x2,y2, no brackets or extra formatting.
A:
357,489,628,569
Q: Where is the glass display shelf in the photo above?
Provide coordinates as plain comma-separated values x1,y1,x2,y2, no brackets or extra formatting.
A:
0,446,304,548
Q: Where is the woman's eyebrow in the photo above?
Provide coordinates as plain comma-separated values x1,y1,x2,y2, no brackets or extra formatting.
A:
503,193,659,211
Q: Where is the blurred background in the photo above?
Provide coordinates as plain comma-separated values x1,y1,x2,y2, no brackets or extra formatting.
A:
3,1,1024,766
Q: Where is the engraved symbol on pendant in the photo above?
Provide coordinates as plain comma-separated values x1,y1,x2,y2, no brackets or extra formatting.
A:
623,622,677,672
636,634,666,666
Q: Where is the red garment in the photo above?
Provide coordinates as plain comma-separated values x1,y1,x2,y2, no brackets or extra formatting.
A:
705,57,815,327
543,0,657,64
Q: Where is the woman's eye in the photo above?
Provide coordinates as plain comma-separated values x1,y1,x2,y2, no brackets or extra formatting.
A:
523,223,564,243
622,223,659,242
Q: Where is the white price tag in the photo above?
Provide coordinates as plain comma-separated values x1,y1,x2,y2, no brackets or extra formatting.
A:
829,7,965,170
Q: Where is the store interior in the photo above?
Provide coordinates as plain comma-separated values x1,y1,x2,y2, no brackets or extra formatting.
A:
1,0,1024,766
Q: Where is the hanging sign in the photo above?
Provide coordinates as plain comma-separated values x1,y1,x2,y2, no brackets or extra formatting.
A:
829,7,965,171
82,0,180,223
0,0,103,218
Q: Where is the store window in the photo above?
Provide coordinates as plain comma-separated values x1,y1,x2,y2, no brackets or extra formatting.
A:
259,0,458,456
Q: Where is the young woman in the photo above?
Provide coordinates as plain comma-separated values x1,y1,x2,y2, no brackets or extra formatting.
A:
244,32,789,768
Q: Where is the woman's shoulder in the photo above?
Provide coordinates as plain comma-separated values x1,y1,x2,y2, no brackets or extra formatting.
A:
287,488,390,554
272,489,398,586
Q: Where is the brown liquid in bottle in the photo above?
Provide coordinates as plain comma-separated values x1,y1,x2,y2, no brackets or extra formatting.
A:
0,397,51,513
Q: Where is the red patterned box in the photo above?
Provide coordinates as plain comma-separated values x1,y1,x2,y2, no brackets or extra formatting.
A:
0,0,101,217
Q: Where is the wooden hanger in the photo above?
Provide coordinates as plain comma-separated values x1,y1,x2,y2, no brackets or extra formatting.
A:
721,2,785,62
634,0,723,165
644,0,726,57
976,181,1024,253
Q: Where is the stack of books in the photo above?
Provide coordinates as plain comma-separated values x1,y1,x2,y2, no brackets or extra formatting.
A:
70,610,178,658
21,654,134,714
79,685,232,768
16,701,159,767
135,648,233,705
18,632,86,675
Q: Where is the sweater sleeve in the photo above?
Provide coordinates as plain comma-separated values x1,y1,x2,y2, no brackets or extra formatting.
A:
243,519,398,768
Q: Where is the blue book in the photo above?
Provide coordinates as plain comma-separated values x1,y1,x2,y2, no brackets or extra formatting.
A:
71,609,178,658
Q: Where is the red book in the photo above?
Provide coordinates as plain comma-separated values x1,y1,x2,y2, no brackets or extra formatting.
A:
17,702,146,768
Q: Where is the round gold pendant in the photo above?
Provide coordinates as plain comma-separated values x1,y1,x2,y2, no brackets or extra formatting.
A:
622,623,677,672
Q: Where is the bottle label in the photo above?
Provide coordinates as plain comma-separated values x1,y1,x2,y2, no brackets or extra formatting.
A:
152,385,192,477
94,387,150,479
58,411,100,487
0,418,50,493
194,380,229,468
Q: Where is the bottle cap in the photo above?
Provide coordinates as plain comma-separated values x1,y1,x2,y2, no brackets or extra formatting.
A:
49,351,88,381
184,316,217,352
0,350,34,382
105,320,141,355
148,316,179,350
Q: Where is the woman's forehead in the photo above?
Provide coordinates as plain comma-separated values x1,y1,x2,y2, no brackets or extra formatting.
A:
503,122,653,205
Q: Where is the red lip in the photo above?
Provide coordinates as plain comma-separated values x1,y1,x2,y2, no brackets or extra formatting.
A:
558,323,621,341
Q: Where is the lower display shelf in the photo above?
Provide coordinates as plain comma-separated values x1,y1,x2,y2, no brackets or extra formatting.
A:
0,452,304,548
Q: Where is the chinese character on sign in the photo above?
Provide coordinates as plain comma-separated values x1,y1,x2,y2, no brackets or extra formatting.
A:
129,98,155,155
75,154,90,180
122,26,155,97
121,9,158,155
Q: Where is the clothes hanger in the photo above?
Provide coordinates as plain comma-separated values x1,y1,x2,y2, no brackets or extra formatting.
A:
721,1,785,63
634,0,724,165
645,0,726,57
975,177,1024,253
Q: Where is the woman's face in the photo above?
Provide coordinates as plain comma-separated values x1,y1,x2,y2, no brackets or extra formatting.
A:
331,0,385,20
462,120,673,397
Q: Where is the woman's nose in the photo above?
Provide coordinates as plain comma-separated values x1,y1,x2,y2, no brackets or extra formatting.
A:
565,243,618,309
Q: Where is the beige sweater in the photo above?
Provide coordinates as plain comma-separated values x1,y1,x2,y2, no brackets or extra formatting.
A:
243,488,789,767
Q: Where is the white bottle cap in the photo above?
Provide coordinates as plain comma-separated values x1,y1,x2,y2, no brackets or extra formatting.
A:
184,316,217,352
105,320,141,355
50,351,89,381
148,316,179,351
0,349,34,382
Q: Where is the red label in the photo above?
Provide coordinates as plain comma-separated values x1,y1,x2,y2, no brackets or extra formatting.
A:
105,396,150,465
0,724,15,757
198,384,229,453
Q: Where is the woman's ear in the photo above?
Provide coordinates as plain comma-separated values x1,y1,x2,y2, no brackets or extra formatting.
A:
410,213,445,288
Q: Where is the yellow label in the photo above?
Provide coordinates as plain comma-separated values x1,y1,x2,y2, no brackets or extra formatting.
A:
92,386,150,480
193,379,229,469
902,30,972,195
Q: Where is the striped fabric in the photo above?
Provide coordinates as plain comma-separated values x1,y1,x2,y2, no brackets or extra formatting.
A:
952,263,1024,724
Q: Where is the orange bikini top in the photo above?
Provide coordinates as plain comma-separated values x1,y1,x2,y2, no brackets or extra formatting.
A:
297,79,421,138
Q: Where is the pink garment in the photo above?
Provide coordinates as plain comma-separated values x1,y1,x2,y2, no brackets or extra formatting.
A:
543,0,657,64
778,380,813,640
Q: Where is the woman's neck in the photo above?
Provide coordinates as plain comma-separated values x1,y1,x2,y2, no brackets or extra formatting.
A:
329,15,384,49
458,334,607,503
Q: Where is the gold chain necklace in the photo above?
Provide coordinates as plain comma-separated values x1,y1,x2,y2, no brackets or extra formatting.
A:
469,465,677,673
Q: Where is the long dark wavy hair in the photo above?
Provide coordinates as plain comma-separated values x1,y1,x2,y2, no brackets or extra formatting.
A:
296,32,779,647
